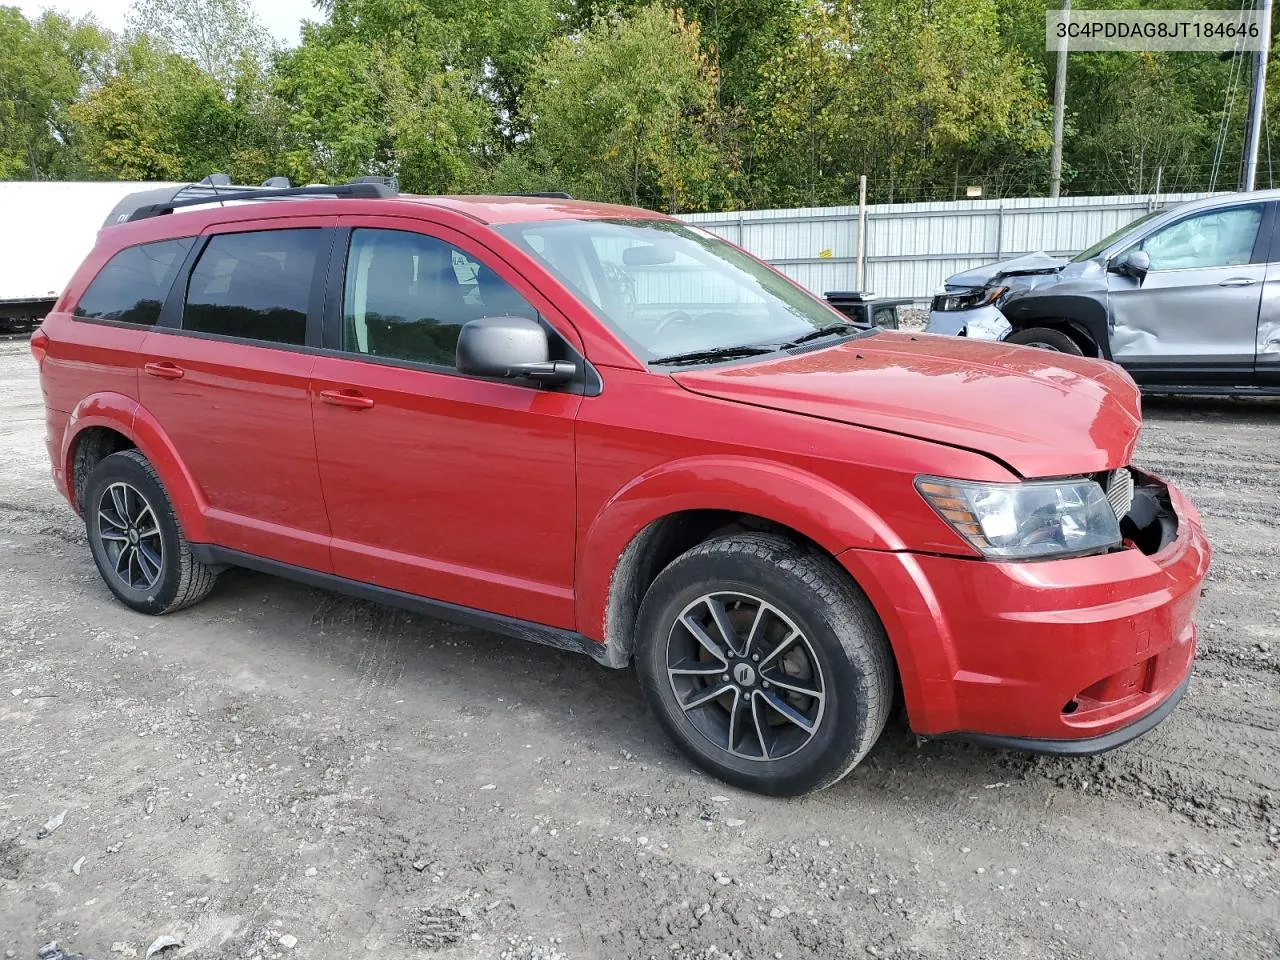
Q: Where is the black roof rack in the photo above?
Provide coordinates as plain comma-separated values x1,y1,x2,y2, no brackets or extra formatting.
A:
508,192,574,199
103,174,400,227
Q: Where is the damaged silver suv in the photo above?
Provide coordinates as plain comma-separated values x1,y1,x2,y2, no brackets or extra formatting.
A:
926,191,1280,394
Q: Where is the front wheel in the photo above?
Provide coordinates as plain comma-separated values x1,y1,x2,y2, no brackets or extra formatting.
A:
634,534,894,796
1005,326,1085,355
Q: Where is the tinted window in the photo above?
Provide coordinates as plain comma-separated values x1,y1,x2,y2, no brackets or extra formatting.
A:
871,305,899,329
183,229,320,345
74,238,194,325
1136,206,1263,271
343,228,538,368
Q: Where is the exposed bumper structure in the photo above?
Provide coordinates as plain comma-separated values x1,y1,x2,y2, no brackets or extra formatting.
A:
839,477,1209,749
925,303,1011,341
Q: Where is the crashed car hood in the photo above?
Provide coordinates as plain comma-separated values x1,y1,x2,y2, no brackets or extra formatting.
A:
673,332,1142,478
946,251,1068,289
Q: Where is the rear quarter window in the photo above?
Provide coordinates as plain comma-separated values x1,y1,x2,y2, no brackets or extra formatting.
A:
73,238,195,325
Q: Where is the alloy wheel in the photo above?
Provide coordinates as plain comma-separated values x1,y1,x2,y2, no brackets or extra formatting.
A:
665,592,826,761
96,481,164,590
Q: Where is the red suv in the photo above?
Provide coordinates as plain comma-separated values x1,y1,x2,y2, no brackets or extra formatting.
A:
32,180,1210,796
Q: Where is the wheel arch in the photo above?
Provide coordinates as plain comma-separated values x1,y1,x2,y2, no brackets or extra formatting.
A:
63,394,210,542
580,456,906,664
1002,293,1111,359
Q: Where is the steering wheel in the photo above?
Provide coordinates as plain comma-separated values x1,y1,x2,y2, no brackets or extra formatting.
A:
652,310,694,338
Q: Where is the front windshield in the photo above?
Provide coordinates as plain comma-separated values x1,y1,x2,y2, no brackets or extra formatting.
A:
1070,209,1164,262
495,218,849,360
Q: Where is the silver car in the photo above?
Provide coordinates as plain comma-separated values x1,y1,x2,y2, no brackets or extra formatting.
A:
925,192,1280,394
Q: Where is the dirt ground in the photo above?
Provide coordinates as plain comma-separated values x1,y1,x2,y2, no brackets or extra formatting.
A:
0,338,1277,960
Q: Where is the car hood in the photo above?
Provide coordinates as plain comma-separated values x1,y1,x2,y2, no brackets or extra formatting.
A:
946,251,1068,290
673,332,1142,478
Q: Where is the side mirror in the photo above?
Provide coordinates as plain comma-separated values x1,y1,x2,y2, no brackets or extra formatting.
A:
1111,249,1150,280
456,315,576,385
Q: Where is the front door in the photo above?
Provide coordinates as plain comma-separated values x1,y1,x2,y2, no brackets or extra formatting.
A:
1108,202,1268,386
310,219,582,628
1256,239,1280,389
140,221,333,571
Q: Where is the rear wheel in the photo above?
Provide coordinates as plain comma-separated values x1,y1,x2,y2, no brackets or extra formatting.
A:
84,450,218,615
1005,326,1085,355
634,534,894,796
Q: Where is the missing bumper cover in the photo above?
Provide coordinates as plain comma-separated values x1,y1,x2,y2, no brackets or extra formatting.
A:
1121,480,1178,556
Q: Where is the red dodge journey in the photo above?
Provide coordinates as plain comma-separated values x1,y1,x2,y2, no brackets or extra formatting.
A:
31,178,1210,795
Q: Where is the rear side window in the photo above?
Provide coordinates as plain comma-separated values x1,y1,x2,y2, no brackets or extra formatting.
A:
183,229,320,345
74,238,194,325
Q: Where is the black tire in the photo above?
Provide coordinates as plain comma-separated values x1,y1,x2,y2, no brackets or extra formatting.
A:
83,449,218,615
1005,326,1085,355
634,533,894,797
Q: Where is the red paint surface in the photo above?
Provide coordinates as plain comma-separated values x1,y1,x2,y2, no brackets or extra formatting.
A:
35,195,1210,745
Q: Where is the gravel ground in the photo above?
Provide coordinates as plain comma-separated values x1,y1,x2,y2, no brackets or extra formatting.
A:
0,338,1277,960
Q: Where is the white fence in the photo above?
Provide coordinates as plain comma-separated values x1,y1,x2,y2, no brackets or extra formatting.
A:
682,192,1213,301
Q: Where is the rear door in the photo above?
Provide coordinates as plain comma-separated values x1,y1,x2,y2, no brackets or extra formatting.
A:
139,218,335,570
309,217,582,627
1108,202,1268,387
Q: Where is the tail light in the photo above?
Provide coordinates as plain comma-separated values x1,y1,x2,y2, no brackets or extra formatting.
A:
30,327,49,367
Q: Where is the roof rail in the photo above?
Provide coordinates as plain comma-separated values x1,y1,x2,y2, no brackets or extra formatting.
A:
102,175,399,227
508,192,573,199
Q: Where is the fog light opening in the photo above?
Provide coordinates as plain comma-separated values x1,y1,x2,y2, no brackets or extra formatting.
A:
1062,699,1080,715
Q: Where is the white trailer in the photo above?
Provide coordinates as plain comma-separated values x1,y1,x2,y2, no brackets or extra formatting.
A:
0,181,178,331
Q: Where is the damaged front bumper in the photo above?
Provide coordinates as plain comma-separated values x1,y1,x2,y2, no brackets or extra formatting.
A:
838,471,1210,753
925,303,1012,341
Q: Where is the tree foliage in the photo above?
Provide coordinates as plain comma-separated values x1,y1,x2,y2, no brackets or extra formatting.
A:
521,5,724,211
126,0,272,84
71,34,280,182
1,0,1277,208
0,9,109,178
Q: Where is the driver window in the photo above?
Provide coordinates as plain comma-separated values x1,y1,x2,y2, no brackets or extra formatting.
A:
1136,206,1262,271
342,228,538,369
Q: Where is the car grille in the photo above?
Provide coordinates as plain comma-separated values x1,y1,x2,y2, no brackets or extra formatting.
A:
1105,467,1136,522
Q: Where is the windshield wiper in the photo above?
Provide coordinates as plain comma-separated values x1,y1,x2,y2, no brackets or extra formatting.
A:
780,321,861,349
648,344,777,366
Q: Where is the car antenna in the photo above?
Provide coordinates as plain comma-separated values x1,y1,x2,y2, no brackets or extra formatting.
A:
198,173,232,208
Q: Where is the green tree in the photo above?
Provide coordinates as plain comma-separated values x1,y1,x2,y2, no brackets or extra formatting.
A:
521,5,727,211
750,0,1050,206
126,0,273,85
272,24,495,192
317,0,560,137
70,33,281,182
0,8,111,179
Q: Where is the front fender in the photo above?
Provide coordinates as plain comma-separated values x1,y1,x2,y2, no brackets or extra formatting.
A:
62,393,209,542
1002,292,1112,359
576,455,904,643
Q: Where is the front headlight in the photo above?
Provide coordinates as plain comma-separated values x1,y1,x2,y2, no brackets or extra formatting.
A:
930,285,1008,313
916,476,1121,560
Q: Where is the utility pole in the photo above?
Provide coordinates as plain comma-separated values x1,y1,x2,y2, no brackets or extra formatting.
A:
1050,0,1071,198
1243,0,1273,191
856,175,867,291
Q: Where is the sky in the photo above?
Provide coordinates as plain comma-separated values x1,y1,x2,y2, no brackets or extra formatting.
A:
17,0,318,47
